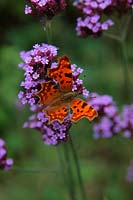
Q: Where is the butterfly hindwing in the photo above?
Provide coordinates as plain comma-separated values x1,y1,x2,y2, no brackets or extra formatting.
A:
70,98,98,122
45,105,69,124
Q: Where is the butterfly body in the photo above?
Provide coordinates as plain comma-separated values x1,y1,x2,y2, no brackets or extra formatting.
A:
35,55,98,124
60,91,77,103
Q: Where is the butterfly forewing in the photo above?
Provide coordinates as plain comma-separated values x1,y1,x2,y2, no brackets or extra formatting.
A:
48,55,73,93
35,81,61,107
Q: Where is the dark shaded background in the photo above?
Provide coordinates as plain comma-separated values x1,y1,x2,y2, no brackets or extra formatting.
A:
0,1,133,199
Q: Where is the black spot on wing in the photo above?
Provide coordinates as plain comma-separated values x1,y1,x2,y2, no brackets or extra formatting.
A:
77,100,82,105
81,102,87,108
60,80,64,84
59,74,62,78
65,73,72,78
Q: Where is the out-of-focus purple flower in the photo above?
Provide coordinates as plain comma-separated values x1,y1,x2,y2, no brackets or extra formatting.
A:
93,116,120,139
88,93,133,139
87,93,120,138
87,93,118,118
74,0,133,37
18,43,92,145
0,138,13,171
25,0,67,19
76,15,114,37
126,160,133,182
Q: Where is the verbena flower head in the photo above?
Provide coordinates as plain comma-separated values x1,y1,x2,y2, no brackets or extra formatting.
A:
0,138,13,171
18,43,58,106
87,93,120,138
18,43,95,145
23,111,71,145
88,93,133,139
25,0,67,19
74,0,133,37
88,93,118,118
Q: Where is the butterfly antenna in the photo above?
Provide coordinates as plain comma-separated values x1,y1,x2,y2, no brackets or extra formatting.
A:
87,93,97,100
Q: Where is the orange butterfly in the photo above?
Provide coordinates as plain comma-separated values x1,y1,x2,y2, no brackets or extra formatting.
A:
35,55,98,124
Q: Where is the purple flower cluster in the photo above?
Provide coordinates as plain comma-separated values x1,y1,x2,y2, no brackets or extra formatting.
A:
73,0,133,37
24,111,71,145
0,138,13,171
87,93,119,138
88,93,133,139
25,0,67,19
18,43,90,145
87,93,118,117
18,44,58,106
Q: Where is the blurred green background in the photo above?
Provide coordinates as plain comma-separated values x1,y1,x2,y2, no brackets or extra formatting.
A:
0,1,133,200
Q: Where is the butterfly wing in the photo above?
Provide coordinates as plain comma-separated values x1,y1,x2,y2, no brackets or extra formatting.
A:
45,105,69,124
48,55,73,92
70,98,98,122
35,81,61,107
35,56,97,124
35,81,69,124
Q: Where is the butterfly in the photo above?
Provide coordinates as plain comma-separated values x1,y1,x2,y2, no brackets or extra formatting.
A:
35,55,98,124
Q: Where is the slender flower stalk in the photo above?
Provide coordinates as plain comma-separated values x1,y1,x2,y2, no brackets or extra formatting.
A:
56,147,75,200
63,142,77,200
58,136,88,200
45,20,52,44
69,135,87,200
104,21,131,103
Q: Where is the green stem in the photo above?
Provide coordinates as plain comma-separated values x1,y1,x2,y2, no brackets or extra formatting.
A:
69,135,87,200
56,147,75,200
45,20,52,44
103,12,132,103
63,142,77,200
103,32,122,42
104,11,132,42
119,41,130,103
41,16,52,44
